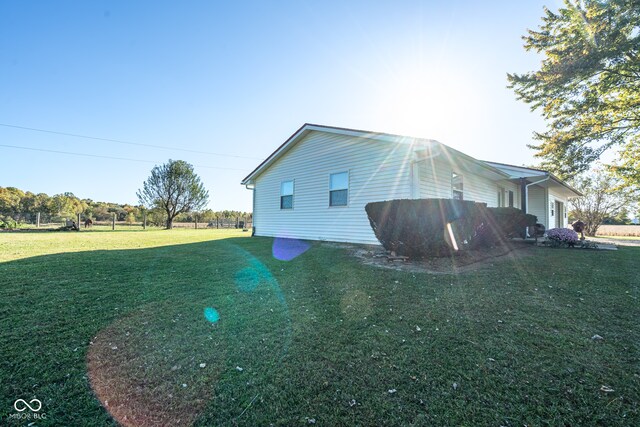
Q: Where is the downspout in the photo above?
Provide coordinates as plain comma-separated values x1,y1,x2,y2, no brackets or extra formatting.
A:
409,159,421,199
524,175,551,236
245,183,255,236
410,146,441,199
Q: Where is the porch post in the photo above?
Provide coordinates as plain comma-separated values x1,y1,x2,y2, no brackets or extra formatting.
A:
521,178,529,238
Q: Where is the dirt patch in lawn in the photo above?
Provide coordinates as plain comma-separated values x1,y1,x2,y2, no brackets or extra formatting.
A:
87,303,223,427
326,241,536,274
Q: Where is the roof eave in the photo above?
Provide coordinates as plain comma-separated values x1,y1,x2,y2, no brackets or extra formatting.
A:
548,173,583,197
485,161,582,197
240,123,312,185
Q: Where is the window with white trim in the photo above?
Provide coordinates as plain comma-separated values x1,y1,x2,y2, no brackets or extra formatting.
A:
452,172,463,200
329,172,348,206
280,180,293,209
508,190,514,208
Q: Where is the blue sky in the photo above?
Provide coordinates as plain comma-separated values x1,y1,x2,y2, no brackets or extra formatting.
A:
0,1,558,211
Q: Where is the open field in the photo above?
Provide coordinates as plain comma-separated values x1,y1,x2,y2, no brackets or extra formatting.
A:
1,230,638,426
597,224,640,237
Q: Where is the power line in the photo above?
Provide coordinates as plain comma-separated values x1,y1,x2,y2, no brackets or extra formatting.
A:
0,143,250,172
0,123,263,160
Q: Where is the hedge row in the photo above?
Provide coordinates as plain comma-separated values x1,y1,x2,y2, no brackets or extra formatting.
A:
364,199,537,258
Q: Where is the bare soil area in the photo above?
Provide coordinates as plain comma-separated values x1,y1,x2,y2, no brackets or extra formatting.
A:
325,241,536,274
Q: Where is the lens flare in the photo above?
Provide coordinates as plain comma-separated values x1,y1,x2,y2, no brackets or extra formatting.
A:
235,267,261,292
204,307,220,323
272,237,310,261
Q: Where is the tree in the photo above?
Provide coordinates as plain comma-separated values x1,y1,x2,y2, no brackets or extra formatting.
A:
0,187,24,216
568,169,637,236
602,206,632,224
48,192,87,218
137,159,209,229
508,0,640,183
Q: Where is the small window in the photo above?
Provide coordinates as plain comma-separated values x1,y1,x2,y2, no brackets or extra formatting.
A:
550,201,554,216
329,172,348,206
280,180,293,209
497,187,505,207
452,172,463,200
508,191,514,208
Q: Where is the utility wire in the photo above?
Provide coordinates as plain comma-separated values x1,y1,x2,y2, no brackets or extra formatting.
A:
0,123,263,160
0,143,250,172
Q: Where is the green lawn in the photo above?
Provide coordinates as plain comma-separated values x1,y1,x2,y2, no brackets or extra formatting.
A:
0,230,638,426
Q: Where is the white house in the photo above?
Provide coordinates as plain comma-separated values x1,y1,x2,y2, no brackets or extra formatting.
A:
241,124,582,245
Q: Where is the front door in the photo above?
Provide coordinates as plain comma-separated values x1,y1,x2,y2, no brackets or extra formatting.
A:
555,201,563,228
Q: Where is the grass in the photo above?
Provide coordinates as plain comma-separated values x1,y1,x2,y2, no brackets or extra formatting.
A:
0,229,638,426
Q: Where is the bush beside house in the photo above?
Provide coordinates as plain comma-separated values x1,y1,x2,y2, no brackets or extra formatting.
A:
365,199,537,258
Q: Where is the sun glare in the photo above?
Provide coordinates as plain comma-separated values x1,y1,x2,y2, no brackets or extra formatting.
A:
374,66,484,144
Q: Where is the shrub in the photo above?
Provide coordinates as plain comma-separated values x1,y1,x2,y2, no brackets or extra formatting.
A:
365,198,488,258
546,228,579,247
467,208,537,248
0,216,17,229
487,207,537,238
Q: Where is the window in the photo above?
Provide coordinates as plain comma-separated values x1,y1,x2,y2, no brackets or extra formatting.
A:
280,180,293,209
550,201,554,216
497,187,505,207
329,172,348,206
452,172,463,200
498,188,513,208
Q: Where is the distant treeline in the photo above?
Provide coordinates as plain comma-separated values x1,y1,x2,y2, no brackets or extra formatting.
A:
0,186,250,227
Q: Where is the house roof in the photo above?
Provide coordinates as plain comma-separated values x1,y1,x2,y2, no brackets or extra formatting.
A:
484,161,583,197
241,123,510,185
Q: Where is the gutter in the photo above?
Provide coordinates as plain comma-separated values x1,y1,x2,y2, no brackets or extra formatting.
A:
410,147,441,198
524,175,551,212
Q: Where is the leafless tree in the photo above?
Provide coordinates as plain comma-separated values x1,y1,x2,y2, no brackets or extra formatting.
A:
569,170,638,236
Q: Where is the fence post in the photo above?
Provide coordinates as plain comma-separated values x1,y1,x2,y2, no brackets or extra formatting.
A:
194,214,198,229
216,216,219,229
143,212,147,230
36,212,40,228
112,213,116,231
77,213,81,231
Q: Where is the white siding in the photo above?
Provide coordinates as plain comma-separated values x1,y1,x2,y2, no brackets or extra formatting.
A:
253,131,412,244
466,176,520,207
419,161,520,208
527,185,548,228
418,158,453,198
494,181,521,209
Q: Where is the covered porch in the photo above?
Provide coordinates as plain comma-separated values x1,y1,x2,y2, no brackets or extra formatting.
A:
485,162,583,230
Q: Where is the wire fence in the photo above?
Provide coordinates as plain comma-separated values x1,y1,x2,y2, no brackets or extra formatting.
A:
0,212,252,231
